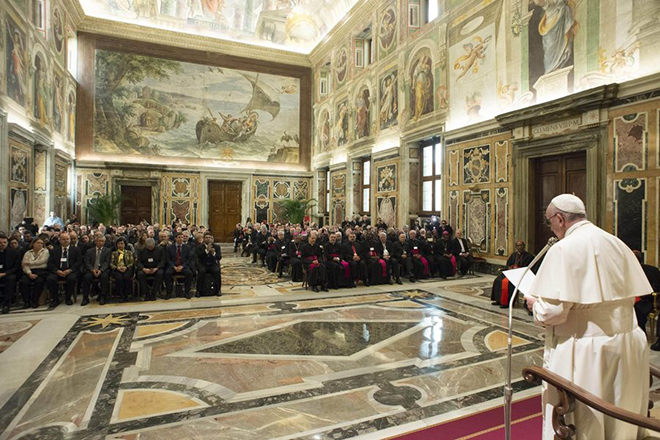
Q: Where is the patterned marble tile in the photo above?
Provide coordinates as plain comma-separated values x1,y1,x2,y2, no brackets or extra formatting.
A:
0,321,39,354
0,281,543,439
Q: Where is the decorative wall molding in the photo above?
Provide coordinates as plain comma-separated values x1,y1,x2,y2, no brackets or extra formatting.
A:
76,17,312,67
309,0,374,66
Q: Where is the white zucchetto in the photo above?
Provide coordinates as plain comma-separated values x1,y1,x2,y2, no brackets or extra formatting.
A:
550,194,586,215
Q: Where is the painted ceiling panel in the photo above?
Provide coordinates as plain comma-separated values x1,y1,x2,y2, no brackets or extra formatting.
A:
79,0,359,53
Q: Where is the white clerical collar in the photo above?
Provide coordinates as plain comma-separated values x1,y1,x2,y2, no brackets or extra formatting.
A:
564,220,590,238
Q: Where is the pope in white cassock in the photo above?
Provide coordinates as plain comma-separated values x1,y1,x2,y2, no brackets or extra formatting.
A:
524,194,652,440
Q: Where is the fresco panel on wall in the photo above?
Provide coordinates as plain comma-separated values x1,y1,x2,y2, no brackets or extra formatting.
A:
94,50,301,164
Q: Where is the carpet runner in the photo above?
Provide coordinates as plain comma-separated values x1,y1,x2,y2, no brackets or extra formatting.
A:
391,394,542,439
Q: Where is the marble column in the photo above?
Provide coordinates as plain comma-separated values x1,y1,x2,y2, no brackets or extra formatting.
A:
0,109,8,232
348,158,362,219
398,143,411,228
46,146,56,219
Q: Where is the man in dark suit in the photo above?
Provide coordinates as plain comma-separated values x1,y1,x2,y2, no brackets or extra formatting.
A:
252,225,269,266
196,233,222,297
274,230,290,278
390,233,412,284
137,238,165,301
46,232,82,307
0,234,20,314
82,235,112,305
165,232,194,299
452,229,473,276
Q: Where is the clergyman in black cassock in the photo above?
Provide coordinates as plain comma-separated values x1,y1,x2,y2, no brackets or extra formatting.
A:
408,231,430,280
301,232,328,292
432,231,456,278
491,240,534,307
288,235,304,282
324,233,349,289
341,234,368,287
390,233,412,283
274,233,290,278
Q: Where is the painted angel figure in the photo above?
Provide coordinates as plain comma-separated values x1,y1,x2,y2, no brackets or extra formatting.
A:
453,35,492,81
600,42,641,77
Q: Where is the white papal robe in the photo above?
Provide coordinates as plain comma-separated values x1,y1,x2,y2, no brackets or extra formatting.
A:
530,220,652,440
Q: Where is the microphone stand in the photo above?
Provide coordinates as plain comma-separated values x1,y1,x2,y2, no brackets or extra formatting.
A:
504,237,557,440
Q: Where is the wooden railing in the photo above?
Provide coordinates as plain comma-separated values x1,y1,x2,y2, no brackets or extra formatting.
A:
522,365,660,439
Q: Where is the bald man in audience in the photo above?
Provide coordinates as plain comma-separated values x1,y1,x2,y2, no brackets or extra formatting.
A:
46,233,83,307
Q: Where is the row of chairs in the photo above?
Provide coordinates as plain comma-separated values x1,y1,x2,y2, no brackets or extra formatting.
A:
1,272,219,311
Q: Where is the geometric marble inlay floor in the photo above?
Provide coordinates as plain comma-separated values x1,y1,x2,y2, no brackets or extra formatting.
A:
0,276,547,439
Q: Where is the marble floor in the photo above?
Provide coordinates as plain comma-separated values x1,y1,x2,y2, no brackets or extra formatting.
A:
0,265,558,440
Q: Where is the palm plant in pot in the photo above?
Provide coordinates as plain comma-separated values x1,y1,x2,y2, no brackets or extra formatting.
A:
86,193,124,225
276,198,317,225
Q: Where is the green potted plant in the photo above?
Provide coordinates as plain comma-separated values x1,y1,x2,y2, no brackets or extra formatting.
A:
86,193,124,225
276,198,317,224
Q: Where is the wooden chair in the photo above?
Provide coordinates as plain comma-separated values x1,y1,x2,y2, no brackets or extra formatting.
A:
466,238,486,276
57,279,78,304
172,274,186,298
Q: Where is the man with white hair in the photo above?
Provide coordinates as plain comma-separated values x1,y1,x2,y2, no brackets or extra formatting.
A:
524,194,652,440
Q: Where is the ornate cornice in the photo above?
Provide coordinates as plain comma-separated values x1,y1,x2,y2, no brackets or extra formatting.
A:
496,84,619,128
75,16,312,67
309,0,375,66
62,0,85,27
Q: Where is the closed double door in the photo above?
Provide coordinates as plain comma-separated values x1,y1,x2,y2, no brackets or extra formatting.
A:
533,152,587,253
208,181,242,242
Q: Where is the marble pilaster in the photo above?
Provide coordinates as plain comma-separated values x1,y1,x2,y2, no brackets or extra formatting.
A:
0,110,8,232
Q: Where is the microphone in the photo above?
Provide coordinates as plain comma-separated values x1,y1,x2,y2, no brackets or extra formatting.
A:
503,236,558,440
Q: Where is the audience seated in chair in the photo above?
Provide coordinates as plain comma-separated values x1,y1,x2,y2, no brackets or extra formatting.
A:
19,237,50,309
110,237,135,303
452,230,473,276
137,238,165,301
0,233,20,314
196,233,222,297
82,235,111,305
47,232,83,308
491,240,535,308
165,232,194,299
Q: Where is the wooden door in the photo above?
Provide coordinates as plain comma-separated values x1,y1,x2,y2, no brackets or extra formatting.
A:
120,186,152,225
533,152,586,253
208,181,242,242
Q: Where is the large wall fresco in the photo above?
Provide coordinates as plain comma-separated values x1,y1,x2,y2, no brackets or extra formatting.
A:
313,0,660,155
94,49,301,164
81,0,358,54
1,0,77,152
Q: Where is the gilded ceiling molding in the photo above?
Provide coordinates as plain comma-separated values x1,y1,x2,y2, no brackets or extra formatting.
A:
62,0,85,26
309,0,375,66
76,16,312,67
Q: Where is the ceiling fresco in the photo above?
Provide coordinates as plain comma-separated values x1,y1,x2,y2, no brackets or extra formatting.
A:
79,0,359,53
